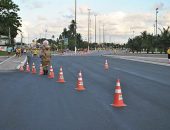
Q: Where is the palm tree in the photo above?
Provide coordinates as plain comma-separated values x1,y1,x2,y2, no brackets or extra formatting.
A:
159,26,170,52
62,28,68,38
141,31,154,53
69,20,76,36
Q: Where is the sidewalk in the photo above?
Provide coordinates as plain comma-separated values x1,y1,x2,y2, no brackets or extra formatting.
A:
105,54,170,67
0,55,27,72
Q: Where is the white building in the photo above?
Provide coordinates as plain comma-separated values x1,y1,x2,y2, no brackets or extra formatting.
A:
0,35,9,51
0,35,9,45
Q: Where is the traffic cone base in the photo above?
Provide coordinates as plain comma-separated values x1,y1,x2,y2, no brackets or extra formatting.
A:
26,62,30,72
75,86,85,91
105,65,109,70
48,72,55,79
57,79,65,83
111,103,127,107
32,63,36,74
32,69,36,74
56,74,65,82
26,69,30,72
19,65,24,72
39,64,44,75
39,70,43,75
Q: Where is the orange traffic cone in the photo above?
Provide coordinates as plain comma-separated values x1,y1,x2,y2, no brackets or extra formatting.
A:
19,64,24,72
56,67,65,83
104,59,109,70
111,79,126,107
75,71,85,91
48,65,55,79
31,62,36,74
39,64,44,75
26,62,30,72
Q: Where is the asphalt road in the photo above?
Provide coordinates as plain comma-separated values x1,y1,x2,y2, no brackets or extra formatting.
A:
0,57,8,63
0,55,170,130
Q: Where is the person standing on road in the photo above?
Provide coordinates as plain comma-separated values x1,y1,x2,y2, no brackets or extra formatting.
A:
40,40,51,75
16,47,19,57
167,47,170,64
7,46,12,57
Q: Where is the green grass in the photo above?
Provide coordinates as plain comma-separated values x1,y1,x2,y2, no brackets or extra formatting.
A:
0,51,15,56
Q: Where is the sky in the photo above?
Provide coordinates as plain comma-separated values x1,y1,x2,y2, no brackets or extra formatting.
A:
13,0,170,44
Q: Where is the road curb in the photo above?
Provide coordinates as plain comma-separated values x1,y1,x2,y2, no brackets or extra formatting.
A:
105,55,170,67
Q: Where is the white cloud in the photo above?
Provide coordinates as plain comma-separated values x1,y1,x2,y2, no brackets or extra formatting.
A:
37,16,48,21
20,0,46,9
16,3,170,44
31,2,44,9
153,2,164,10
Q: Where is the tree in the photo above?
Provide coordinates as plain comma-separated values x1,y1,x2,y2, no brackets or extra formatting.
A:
126,29,170,54
159,26,170,53
68,20,76,36
0,0,22,45
141,31,154,53
58,20,84,51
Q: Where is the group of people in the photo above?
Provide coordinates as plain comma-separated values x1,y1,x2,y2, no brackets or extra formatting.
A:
15,47,22,57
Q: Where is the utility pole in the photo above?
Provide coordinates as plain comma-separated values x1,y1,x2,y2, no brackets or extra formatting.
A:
8,27,11,45
94,14,97,44
45,29,47,39
109,35,111,43
28,33,29,45
155,8,158,36
133,31,135,38
89,17,91,44
103,24,105,43
39,33,41,39
88,9,91,52
99,21,101,44
75,0,77,53
153,24,155,35
94,14,97,50
21,32,23,48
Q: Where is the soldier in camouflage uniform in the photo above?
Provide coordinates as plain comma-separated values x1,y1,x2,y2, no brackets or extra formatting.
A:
40,40,51,75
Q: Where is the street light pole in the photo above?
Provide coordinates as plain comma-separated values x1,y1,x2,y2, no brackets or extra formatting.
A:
156,8,158,36
94,14,97,50
133,31,135,38
21,32,23,48
103,24,105,43
99,21,101,44
94,14,97,44
75,0,77,54
45,29,47,39
88,9,91,52
153,24,155,35
8,27,11,45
